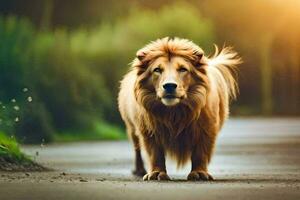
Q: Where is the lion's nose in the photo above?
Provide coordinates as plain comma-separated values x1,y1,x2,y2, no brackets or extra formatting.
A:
163,83,177,93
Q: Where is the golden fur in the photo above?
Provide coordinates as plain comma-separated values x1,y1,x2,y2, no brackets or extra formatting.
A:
118,37,241,181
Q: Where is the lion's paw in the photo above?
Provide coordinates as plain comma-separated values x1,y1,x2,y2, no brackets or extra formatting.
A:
187,171,214,181
143,171,170,181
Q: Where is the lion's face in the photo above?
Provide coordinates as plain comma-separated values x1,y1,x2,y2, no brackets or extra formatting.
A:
133,38,209,112
149,56,194,106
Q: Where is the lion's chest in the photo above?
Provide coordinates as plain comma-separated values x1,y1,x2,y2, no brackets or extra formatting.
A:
156,124,199,152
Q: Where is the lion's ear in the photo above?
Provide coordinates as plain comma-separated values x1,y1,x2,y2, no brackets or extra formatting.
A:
192,51,206,66
193,51,203,62
137,51,147,61
135,50,149,74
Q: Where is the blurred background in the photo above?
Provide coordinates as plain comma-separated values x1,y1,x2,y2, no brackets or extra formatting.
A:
0,0,299,144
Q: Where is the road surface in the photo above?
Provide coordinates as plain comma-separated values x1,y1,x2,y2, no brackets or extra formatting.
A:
1,118,300,200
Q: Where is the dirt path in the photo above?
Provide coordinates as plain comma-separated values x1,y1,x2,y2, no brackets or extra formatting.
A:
1,118,300,200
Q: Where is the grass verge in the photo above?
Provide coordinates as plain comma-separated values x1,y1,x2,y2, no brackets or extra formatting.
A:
54,121,126,142
0,132,46,171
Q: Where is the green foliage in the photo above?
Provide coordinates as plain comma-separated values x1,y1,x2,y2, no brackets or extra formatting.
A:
116,2,215,51
0,16,34,99
54,121,125,142
31,30,112,130
15,101,54,143
0,132,30,162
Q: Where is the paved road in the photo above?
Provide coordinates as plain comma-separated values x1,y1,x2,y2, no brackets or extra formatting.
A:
1,118,300,200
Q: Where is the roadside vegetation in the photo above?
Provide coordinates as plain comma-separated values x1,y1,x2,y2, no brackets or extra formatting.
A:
0,132,45,171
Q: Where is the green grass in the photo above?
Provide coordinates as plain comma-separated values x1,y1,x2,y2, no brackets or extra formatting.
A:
0,132,31,163
54,121,126,142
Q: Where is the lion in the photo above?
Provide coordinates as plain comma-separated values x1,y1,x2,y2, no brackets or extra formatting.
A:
118,37,241,181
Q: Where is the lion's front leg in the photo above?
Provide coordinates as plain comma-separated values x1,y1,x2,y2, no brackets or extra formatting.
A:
187,133,215,181
142,136,170,181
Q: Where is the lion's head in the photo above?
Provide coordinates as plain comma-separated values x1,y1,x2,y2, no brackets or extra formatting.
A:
133,38,209,117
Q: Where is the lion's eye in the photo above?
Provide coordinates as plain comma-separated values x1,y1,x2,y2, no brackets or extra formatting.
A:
153,67,162,73
178,66,188,73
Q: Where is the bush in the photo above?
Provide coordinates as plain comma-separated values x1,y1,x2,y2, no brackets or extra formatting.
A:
31,30,112,131
15,100,54,144
0,16,34,100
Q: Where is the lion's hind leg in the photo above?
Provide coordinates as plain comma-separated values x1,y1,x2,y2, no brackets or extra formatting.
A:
126,122,146,177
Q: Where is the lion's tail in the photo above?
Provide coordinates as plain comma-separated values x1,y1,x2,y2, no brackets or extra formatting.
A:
207,45,242,100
